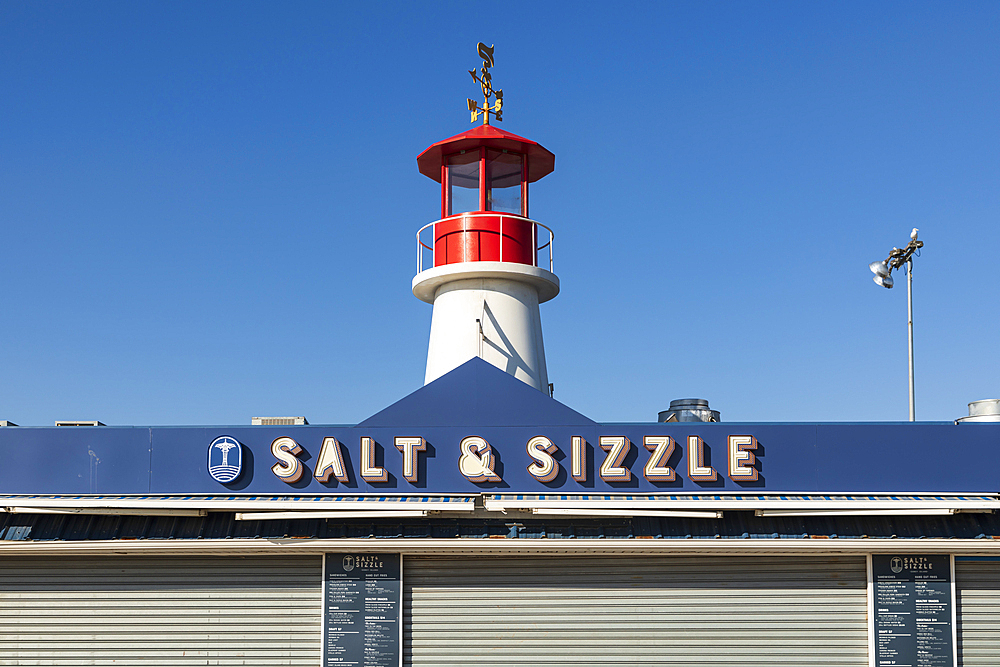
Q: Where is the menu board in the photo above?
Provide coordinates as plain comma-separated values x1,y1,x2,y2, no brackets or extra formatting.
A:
872,555,955,667
323,553,402,667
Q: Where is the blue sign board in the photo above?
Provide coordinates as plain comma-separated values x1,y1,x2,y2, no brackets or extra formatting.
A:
0,360,997,496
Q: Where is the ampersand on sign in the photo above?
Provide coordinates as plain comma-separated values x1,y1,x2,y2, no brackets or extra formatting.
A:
458,436,502,482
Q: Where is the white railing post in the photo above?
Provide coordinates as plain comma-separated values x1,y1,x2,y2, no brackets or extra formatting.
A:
499,214,503,263
549,230,553,273
532,220,536,267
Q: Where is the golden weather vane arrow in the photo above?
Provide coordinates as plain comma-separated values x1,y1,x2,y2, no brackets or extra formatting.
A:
467,42,503,125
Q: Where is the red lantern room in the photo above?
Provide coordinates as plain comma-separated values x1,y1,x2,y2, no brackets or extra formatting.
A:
416,124,555,268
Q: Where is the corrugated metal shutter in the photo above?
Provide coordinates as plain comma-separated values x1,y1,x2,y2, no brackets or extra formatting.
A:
405,555,867,667
0,555,321,666
957,558,1000,667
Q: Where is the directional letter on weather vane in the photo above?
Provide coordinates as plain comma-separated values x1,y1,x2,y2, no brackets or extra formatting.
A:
468,42,503,125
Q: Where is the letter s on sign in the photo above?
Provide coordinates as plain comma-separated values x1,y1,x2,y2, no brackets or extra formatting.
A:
526,435,559,483
271,436,304,483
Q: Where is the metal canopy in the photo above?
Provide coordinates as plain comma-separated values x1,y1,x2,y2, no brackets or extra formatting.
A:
3,493,994,521
0,494,477,515
485,493,1000,516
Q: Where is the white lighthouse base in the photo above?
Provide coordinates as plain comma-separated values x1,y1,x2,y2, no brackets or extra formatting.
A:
413,262,559,392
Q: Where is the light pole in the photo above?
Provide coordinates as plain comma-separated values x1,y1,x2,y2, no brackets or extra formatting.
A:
869,228,924,421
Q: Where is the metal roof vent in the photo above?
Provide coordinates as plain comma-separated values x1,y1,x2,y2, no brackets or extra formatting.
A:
251,416,309,426
658,399,720,423
55,421,105,426
956,399,1000,423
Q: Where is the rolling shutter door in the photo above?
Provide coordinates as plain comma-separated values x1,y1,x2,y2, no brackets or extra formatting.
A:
956,558,1000,667
405,555,868,667
0,555,321,666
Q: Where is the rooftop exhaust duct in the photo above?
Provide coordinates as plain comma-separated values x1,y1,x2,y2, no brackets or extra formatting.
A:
658,399,720,423
956,399,1000,423
251,416,309,426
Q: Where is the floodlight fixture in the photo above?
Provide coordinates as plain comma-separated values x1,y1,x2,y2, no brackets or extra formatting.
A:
869,260,891,280
868,228,924,421
870,259,894,288
874,274,893,289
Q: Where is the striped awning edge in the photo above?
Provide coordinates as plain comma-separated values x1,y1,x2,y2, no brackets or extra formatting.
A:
0,494,477,514
484,494,1000,516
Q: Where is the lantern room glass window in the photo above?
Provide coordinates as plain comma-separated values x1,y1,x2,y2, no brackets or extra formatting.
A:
486,149,523,214
446,152,479,216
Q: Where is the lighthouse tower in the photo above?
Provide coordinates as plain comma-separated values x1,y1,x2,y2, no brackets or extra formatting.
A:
413,44,558,392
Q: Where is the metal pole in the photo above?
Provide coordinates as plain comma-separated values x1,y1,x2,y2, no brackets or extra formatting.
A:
907,258,915,421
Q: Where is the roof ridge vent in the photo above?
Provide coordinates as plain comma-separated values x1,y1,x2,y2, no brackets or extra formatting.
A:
957,399,1000,423
658,399,720,423
251,416,309,426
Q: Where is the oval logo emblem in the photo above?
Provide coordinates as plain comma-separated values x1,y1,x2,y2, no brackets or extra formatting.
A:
208,436,243,483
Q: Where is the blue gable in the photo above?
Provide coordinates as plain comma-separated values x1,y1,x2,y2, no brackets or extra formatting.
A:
359,358,596,428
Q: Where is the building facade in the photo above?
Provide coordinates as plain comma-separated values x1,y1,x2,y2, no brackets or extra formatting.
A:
1,359,999,666
2,54,998,664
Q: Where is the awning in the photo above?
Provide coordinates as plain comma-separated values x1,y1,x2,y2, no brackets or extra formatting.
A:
3,494,996,520
0,495,478,520
484,494,1000,517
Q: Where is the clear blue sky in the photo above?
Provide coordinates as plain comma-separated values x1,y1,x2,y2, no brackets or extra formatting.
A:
2,1,997,426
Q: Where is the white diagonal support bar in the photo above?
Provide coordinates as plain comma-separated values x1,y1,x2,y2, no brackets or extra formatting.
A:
531,508,722,519
235,510,429,521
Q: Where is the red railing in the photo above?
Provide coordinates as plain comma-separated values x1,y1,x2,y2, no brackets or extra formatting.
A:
416,213,553,274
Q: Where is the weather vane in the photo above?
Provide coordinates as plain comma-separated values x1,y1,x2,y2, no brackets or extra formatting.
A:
468,42,503,125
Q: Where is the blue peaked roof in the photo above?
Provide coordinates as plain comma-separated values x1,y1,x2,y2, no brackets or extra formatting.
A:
359,358,597,428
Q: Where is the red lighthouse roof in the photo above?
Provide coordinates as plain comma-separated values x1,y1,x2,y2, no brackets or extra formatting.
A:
416,124,555,183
